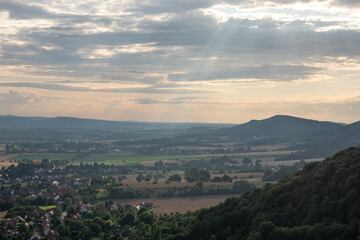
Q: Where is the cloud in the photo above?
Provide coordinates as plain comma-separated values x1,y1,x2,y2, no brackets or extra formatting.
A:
1,15,359,86
169,65,322,81
126,0,217,14
0,82,210,94
0,1,54,19
134,97,196,104
0,90,39,105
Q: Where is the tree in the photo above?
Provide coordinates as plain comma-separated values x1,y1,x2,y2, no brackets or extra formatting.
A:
232,180,256,194
80,226,92,239
152,224,161,240
167,174,182,182
57,224,70,237
242,157,252,167
211,176,222,182
185,168,211,182
139,210,157,225
62,198,73,211
200,170,211,182
145,174,153,182
5,144,10,154
222,175,233,182
136,174,144,182
258,221,275,239
90,222,102,236
185,168,200,182
154,161,164,168
120,211,136,226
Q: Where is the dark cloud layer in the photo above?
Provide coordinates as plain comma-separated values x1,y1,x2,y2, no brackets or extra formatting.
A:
0,1,55,19
1,1,360,89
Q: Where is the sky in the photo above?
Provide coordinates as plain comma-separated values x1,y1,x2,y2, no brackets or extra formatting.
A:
0,0,360,123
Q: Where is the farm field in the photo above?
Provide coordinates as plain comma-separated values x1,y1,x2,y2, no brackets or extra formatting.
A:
0,154,18,161
9,153,76,161
260,158,323,167
70,150,296,166
111,194,242,214
4,149,320,170
0,212,7,219
0,154,19,167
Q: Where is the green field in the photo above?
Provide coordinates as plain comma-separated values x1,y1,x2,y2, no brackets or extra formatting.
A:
8,152,285,166
39,205,57,210
75,153,205,165
9,154,76,161
73,152,283,166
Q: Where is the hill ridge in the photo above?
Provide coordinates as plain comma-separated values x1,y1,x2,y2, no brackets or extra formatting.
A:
218,114,343,139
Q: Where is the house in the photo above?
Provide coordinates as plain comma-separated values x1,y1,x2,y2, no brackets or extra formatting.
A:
15,177,23,182
30,233,41,240
73,213,82,220
47,230,60,240
140,202,153,209
109,204,118,213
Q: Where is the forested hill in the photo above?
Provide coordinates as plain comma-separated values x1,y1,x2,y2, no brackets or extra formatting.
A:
171,147,360,240
218,115,342,139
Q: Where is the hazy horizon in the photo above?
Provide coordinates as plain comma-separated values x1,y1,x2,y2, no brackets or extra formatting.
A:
1,1,360,123
0,113,353,125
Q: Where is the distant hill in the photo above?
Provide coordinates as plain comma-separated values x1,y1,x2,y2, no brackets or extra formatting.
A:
173,146,360,240
217,115,343,140
0,115,234,131
280,119,360,159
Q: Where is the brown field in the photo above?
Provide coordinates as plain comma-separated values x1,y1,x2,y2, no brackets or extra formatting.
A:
0,154,18,161
174,146,217,150
238,150,295,156
113,194,241,214
0,212,7,219
0,162,18,167
250,145,287,151
212,172,264,178
0,154,18,167
260,158,323,167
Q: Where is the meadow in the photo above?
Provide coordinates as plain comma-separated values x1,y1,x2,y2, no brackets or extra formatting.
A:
9,153,76,162
3,148,313,171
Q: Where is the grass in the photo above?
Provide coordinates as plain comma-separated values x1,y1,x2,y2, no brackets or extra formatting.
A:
96,188,109,198
73,153,212,166
39,205,57,210
9,154,76,161
75,153,284,166
8,151,288,166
